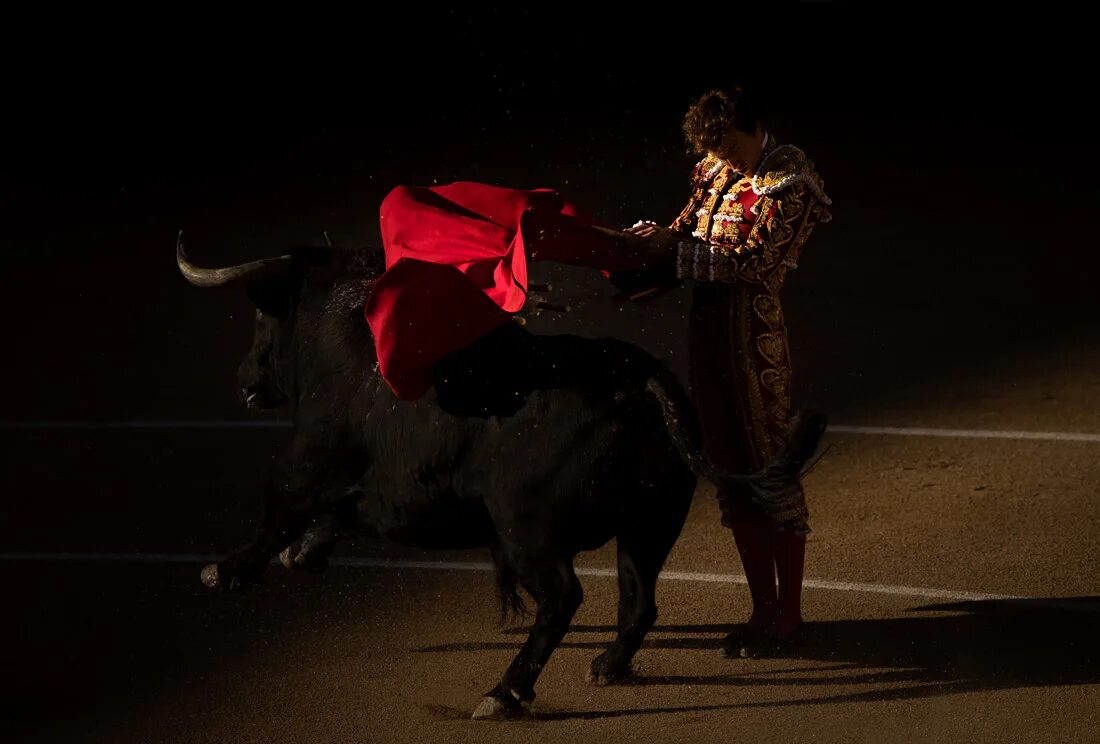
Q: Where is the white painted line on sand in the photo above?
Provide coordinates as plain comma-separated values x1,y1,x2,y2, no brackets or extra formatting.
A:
828,425,1100,443
0,420,294,430
5,420,1100,442
3,552,1095,613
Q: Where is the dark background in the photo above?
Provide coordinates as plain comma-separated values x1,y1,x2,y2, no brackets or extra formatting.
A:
2,6,1097,422
3,7,1100,741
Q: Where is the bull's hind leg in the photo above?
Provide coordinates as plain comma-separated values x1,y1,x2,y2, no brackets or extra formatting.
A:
588,472,693,684
472,559,583,720
585,537,660,685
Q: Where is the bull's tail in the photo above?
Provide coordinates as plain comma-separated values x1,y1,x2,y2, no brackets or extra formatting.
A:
644,372,828,532
489,542,528,624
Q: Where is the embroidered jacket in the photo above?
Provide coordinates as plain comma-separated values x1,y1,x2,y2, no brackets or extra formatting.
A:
669,136,831,294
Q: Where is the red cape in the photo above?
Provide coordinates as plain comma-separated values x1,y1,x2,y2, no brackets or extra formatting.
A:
364,181,628,400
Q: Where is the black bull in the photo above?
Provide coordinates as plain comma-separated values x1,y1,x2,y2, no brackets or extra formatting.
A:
177,237,827,719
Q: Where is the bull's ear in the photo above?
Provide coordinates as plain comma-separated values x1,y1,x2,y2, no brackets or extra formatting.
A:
245,273,297,317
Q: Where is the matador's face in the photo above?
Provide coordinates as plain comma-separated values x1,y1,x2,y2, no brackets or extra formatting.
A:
711,124,765,176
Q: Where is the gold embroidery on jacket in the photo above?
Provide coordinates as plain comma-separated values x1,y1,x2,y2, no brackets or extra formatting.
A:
752,294,782,331
756,332,787,368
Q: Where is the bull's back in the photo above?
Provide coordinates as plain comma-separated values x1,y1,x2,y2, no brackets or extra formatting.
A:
352,324,684,546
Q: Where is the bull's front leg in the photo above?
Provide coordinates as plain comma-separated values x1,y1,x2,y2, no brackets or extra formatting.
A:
472,561,583,720
200,480,312,591
201,435,360,592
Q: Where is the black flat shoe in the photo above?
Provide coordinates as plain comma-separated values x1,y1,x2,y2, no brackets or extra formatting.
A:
719,625,769,659
737,624,806,659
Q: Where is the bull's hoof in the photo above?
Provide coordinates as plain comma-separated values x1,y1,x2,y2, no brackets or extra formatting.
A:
471,695,527,721
279,543,329,573
584,667,610,686
200,562,244,592
201,563,221,589
586,653,632,686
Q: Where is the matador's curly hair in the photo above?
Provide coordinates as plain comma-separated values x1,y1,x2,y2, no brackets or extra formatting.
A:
682,87,762,156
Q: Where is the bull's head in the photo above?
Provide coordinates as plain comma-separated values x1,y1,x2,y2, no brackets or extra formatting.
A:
177,232,343,412
178,231,386,413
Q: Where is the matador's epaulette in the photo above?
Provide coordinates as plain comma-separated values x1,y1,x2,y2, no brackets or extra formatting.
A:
751,145,832,206
691,154,726,186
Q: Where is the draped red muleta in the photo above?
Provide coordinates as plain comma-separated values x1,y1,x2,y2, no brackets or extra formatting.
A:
364,181,610,400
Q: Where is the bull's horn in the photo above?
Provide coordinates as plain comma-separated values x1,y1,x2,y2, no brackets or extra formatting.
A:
176,231,295,288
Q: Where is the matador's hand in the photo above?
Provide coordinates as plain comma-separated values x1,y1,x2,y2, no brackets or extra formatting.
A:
626,221,680,252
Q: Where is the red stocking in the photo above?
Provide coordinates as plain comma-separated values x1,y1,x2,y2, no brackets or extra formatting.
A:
772,528,806,636
728,511,778,628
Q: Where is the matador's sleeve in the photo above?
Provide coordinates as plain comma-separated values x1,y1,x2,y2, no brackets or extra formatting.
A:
667,157,712,235
674,146,832,290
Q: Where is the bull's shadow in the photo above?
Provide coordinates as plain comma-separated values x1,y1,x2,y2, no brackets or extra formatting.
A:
417,597,1100,717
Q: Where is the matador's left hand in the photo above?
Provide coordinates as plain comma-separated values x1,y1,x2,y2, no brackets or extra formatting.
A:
627,221,680,252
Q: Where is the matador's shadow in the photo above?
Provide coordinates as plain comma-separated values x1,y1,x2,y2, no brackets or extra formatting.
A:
418,597,1100,719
